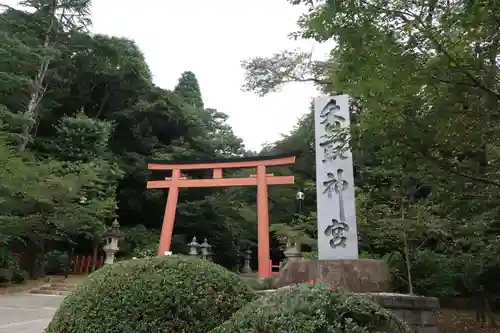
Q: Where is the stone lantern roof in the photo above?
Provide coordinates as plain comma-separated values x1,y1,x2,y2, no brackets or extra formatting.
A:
104,219,124,239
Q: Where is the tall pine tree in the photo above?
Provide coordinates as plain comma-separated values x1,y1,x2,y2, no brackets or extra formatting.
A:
174,71,204,109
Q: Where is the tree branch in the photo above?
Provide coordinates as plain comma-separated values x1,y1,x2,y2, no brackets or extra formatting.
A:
361,0,500,100
0,3,18,11
418,150,500,188
283,76,331,85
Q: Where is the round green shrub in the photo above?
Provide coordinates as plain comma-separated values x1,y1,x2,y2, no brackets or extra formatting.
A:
0,268,13,284
0,249,20,283
243,276,276,291
11,269,30,284
211,284,412,333
45,256,255,333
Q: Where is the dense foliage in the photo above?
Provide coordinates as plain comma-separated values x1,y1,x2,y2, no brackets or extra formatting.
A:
45,256,255,333
211,284,411,333
0,0,256,281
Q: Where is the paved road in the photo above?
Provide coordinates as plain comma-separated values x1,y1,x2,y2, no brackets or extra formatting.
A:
0,294,64,333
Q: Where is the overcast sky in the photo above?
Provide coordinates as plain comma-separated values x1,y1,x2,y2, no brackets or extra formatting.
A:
7,0,331,151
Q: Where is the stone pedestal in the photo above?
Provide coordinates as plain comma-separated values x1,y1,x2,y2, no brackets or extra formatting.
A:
274,258,390,292
103,249,117,265
283,242,302,259
364,293,440,333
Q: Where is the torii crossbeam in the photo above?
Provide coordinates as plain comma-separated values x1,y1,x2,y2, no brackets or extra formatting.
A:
146,153,296,278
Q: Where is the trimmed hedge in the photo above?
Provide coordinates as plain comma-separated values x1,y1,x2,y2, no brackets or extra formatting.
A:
211,284,413,333
242,276,275,290
45,256,255,333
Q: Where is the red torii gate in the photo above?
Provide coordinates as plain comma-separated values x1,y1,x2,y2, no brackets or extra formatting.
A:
146,153,296,278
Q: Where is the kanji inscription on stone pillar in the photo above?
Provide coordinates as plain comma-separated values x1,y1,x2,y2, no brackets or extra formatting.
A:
314,95,359,260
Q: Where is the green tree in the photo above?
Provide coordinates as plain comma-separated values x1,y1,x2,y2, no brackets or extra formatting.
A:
174,71,204,109
203,108,245,157
47,112,122,271
0,0,92,151
0,141,94,277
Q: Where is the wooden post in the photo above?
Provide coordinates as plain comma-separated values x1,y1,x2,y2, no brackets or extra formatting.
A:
256,165,271,278
213,168,222,178
79,256,84,274
157,168,181,256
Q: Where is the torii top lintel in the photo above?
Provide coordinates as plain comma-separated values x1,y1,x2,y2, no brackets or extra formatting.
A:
147,152,297,171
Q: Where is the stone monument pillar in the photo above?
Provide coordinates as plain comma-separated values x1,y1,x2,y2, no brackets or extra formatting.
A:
275,95,389,292
314,95,358,259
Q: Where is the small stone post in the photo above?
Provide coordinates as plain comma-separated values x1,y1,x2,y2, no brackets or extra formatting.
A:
102,219,123,265
241,249,252,273
188,237,200,256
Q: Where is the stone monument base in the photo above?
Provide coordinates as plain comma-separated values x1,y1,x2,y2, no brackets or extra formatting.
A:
254,289,440,333
365,293,440,333
274,258,390,292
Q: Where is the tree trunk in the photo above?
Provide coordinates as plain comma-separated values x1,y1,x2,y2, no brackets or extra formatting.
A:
474,292,485,326
32,238,45,279
91,241,98,272
64,246,74,278
19,2,57,151
484,296,497,328
403,232,413,295
95,87,111,118
401,205,413,295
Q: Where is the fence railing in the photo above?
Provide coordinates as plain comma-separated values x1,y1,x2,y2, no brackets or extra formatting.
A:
269,260,280,277
71,255,105,274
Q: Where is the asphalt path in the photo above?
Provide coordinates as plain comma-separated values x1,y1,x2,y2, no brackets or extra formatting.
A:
0,294,64,333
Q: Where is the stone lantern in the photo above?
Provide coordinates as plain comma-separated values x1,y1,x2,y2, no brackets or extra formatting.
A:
188,236,200,256
102,219,123,265
200,238,212,260
284,242,302,259
241,249,252,273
